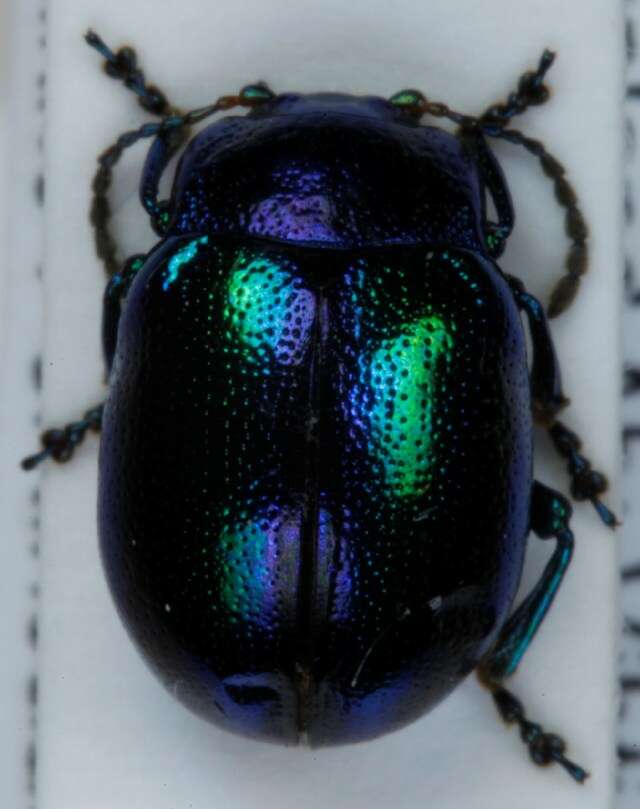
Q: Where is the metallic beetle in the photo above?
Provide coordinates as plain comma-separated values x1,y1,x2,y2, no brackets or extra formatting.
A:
24,33,617,782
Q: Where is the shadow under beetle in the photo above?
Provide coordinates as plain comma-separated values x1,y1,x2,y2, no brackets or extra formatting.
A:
24,33,618,783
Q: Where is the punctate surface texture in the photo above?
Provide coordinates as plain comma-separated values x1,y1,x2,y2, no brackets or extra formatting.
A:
168,98,487,252
98,236,532,745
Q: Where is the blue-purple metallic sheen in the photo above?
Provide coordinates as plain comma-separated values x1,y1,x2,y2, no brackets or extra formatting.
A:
98,93,532,746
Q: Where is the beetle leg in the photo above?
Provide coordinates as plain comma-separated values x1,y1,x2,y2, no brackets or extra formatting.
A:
508,277,618,528
102,253,146,375
85,31,188,277
508,277,569,418
420,52,587,316
420,50,554,131
547,421,618,528
479,50,554,127
85,30,172,117
483,482,574,679
477,481,588,783
21,404,104,471
88,98,238,278
85,31,187,236
460,131,514,258
21,251,146,471
85,31,274,272
478,675,588,783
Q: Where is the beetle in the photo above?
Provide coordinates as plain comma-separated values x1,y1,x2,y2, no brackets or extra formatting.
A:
23,31,617,783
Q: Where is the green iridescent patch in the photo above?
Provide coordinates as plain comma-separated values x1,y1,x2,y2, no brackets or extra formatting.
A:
214,507,300,623
355,313,455,499
216,517,271,622
161,235,209,291
223,250,314,368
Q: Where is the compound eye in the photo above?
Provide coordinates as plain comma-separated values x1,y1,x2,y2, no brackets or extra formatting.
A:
389,88,427,118
239,82,276,107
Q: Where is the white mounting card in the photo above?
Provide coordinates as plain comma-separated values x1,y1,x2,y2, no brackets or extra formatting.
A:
21,2,624,809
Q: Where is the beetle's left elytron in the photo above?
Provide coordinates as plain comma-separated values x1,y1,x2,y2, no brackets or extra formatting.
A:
24,32,617,783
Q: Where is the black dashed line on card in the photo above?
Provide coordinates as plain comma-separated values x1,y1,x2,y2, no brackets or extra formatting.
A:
625,258,640,306
26,614,38,649
25,2,48,807
33,174,44,206
621,1,640,798
626,184,635,226
626,117,635,160
628,16,637,64
31,356,42,391
625,368,640,396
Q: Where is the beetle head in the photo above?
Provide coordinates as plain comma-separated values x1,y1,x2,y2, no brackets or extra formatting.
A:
247,91,419,125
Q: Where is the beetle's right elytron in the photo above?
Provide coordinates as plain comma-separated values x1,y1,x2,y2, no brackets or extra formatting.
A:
24,35,617,783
